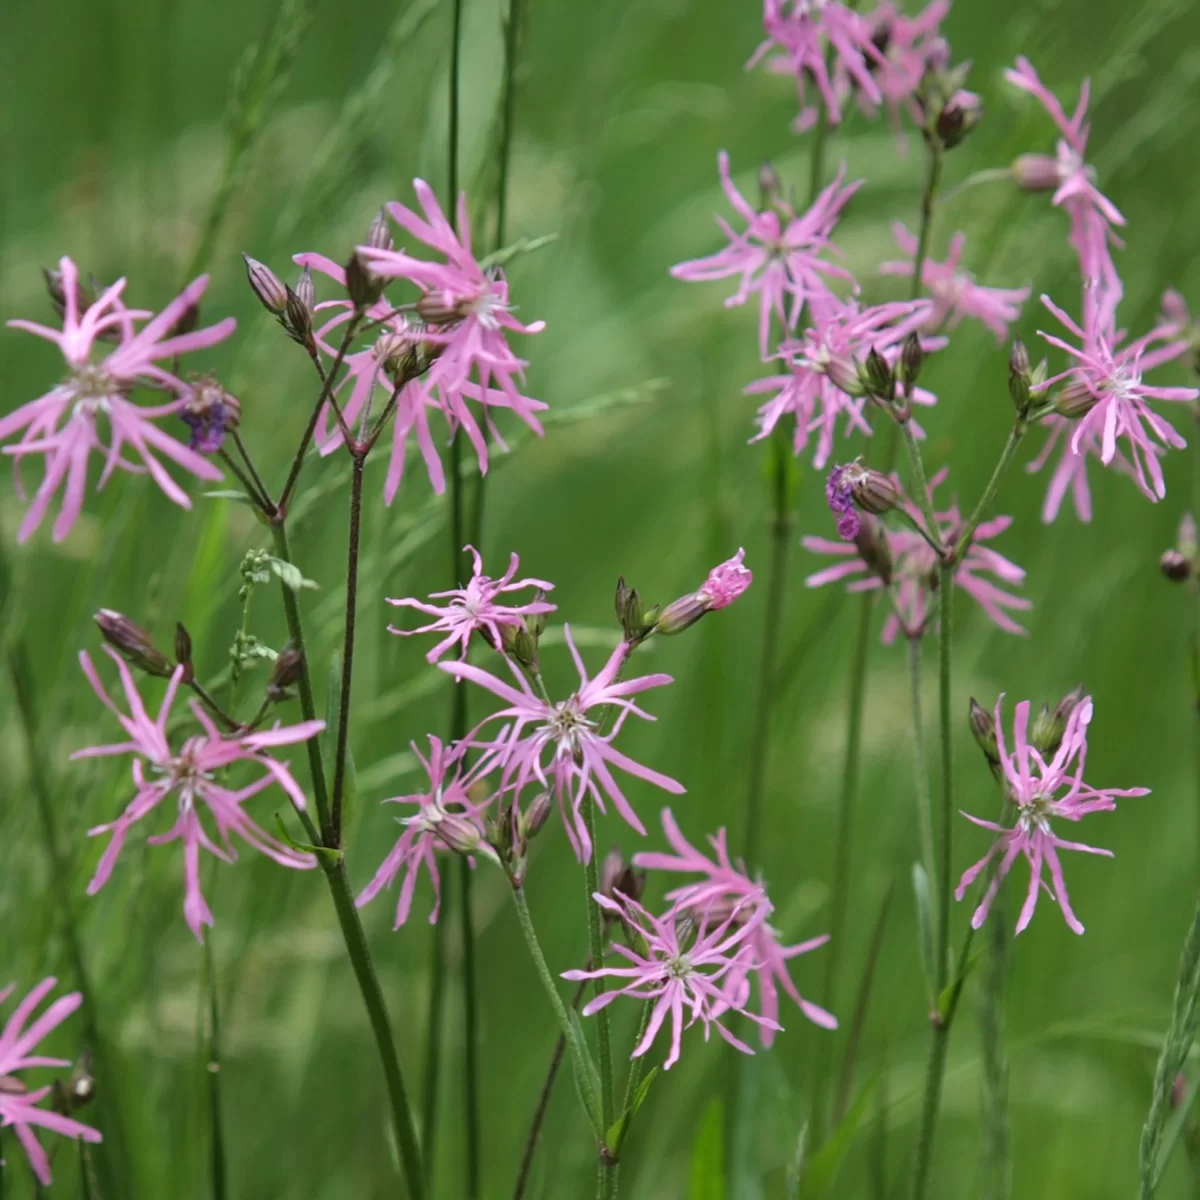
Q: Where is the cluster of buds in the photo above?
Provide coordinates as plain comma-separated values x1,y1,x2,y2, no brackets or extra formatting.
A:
599,848,647,937
615,576,661,644
243,254,318,354
180,374,242,454
826,460,899,541
918,57,982,151
859,334,924,421
487,788,552,887
1161,513,1198,584
969,685,1084,777
498,596,550,670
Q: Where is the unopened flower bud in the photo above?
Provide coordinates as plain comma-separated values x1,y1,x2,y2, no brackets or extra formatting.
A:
68,1053,96,1110
500,622,539,670
520,791,553,840
598,849,644,906
366,208,393,251
242,254,289,314
180,377,241,454
293,267,315,316
863,346,895,399
345,251,386,310
284,286,313,348
43,265,95,321
1055,379,1099,419
757,161,783,210
267,645,305,699
825,353,867,397
923,36,951,73
968,697,999,768
435,813,499,864
526,591,549,640
416,290,464,327
851,467,897,516
1010,154,1060,193
1161,549,1192,583
936,89,982,148
900,332,924,392
854,516,893,585
1008,339,1032,416
1031,686,1084,755
174,622,194,684
95,610,173,678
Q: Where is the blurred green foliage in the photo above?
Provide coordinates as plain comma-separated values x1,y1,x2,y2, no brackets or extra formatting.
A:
3,0,1200,1196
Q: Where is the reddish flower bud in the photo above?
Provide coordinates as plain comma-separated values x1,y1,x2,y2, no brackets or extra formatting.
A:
94,610,173,678
242,254,289,314
1161,549,1192,583
1010,154,1059,193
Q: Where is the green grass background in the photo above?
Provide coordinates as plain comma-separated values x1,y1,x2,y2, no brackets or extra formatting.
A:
3,0,1200,1195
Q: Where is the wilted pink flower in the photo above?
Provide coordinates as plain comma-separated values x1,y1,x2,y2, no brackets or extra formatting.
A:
1,258,234,542
387,545,555,662
657,549,754,635
356,736,494,927
634,810,836,1043
802,469,1030,641
441,631,685,861
1006,57,1124,312
671,153,861,357
956,695,1148,934
563,890,778,1069
1037,291,1198,500
826,463,862,539
74,647,323,940
745,298,936,466
880,224,1029,341
0,978,102,1186
751,0,884,132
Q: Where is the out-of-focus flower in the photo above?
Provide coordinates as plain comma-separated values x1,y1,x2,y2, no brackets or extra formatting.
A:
0,978,103,1186
634,810,836,1043
1,258,234,542
745,298,937,466
656,549,753,635
355,736,494,927
180,377,241,454
955,695,1148,934
1036,291,1198,501
825,462,862,540
802,469,1030,641
387,546,555,662
74,647,323,940
441,631,685,862
880,224,1029,341
671,153,861,357
563,889,778,1069
1006,57,1124,317
750,1,885,132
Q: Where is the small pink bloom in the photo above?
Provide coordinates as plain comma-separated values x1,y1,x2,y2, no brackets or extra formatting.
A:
1037,291,1198,501
563,890,779,1069
671,153,861,357
73,647,323,940
1005,57,1124,312
387,545,555,662
0,978,102,1186
745,298,937,467
1,258,235,542
698,549,753,610
880,223,1029,341
955,695,1148,934
634,810,836,1043
802,468,1031,642
441,631,685,862
355,737,492,927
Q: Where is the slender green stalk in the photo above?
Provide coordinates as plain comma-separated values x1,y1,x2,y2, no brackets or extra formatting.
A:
1192,401,1200,871
979,889,1010,1200
898,423,941,550
909,1023,950,1199
459,854,481,1198
582,798,616,1154
421,908,448,1184
907,636,936,886
494,0,525,252
951,422,1028,565
911,144,943,307
933,564,954,996
204,939,227,1200
613,1000,654,1159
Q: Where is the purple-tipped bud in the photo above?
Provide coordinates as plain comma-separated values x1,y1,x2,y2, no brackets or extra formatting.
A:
1010,154,1060,193
900,332,924,392
242,254,289,315
283,286,313,349
345,251,385,310
180,377,241,454
863,346,895,399
1055,379,1099,419
968,697,1000,768
95,610,173,678
268,645,305,699
656,550,753,636
854,516,893,585
1009,339,1032,416
366,208,393,251
1161,549,1192,583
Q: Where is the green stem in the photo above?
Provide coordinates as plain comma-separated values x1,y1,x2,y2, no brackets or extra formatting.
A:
204,938,227,1200
907,637,936,901
898,422,941,552
494,0,524,251
582,798,616,1149
951,422,1028,565
421,911,448,1186
613,1000,654,1159
909,1023,950,1200
979,889,1010,1200
910,143,943,305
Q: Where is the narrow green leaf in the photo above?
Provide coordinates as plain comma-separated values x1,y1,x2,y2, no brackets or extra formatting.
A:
479,232,560,271
203,489,257,504
786,1123,809,1200
565,1009,603,1136
605,1066,659,1147
936,948,985,1023
272,814,341,864
689,1098,725,1200
803,1078,879,1194
911,863,936,1005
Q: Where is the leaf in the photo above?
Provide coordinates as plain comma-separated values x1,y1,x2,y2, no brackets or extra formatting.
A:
479,232,561,271
803,1078,878,1194
203,489,258,505
272,815,341,865
786,1123,809,1200
911,863,936,1006
689,1098,725,1200
565,1009,603,1137
936,948,985,1024
267,556,319,592
606,1066,659,1150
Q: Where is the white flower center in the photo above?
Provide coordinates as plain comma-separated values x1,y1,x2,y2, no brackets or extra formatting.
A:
545,699,595,763
465,285,509,332
1108,365,1142,403
1017,792,1053,837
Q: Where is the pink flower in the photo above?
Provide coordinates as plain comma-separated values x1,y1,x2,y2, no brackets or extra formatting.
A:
1,258,235,542
1037,291,1198,501
1005,57,1124,311
440,631,685,861
802,469,1031,642
825,462,863,539
563,890,779,1069
671,153,861,357
657,549,754,635
0,978,102,1186
355,736,494,927
955,695,1148,934
880,224,1029,341
74,647,323,940
634,810,836,1044
387,545,555,662
745,298,936,467
751,1,884,132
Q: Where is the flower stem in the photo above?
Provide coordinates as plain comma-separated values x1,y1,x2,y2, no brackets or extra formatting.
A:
951,421,1028,565
494,0,525,252
204,937,227,1200
582,797,617,1149
612,999,654,1159
907,637,936,900
979,891,1011,1200
268,520,425,1197
910,142,943,305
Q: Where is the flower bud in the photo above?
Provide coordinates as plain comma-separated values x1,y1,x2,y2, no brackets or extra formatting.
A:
435,813,499,864
366,208,393,251
1055,379,1099,419
757,160,783,211
936,90,982,148
656,549,753,636
293,266,315,317
900,332,924,392
180,377,241,454
500,621,539,670
416,290,464,327
862,346,895,400
267,644,305,699
850,467,898,516
520,791,553,840
923,36,951,74
599,849,626,900
1031,686,1083,755
1161,549,1192,583
614,576,659,643
1010,154,1060,193
853,516,893,584
825,353,867,397
345,251,386,310
968,697,1000,768
1008,338,1032,416
526,591,550,640
283,286,313,349
242,254,289,314
174,622,194,684
95,610,173,678
43,266,94,321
